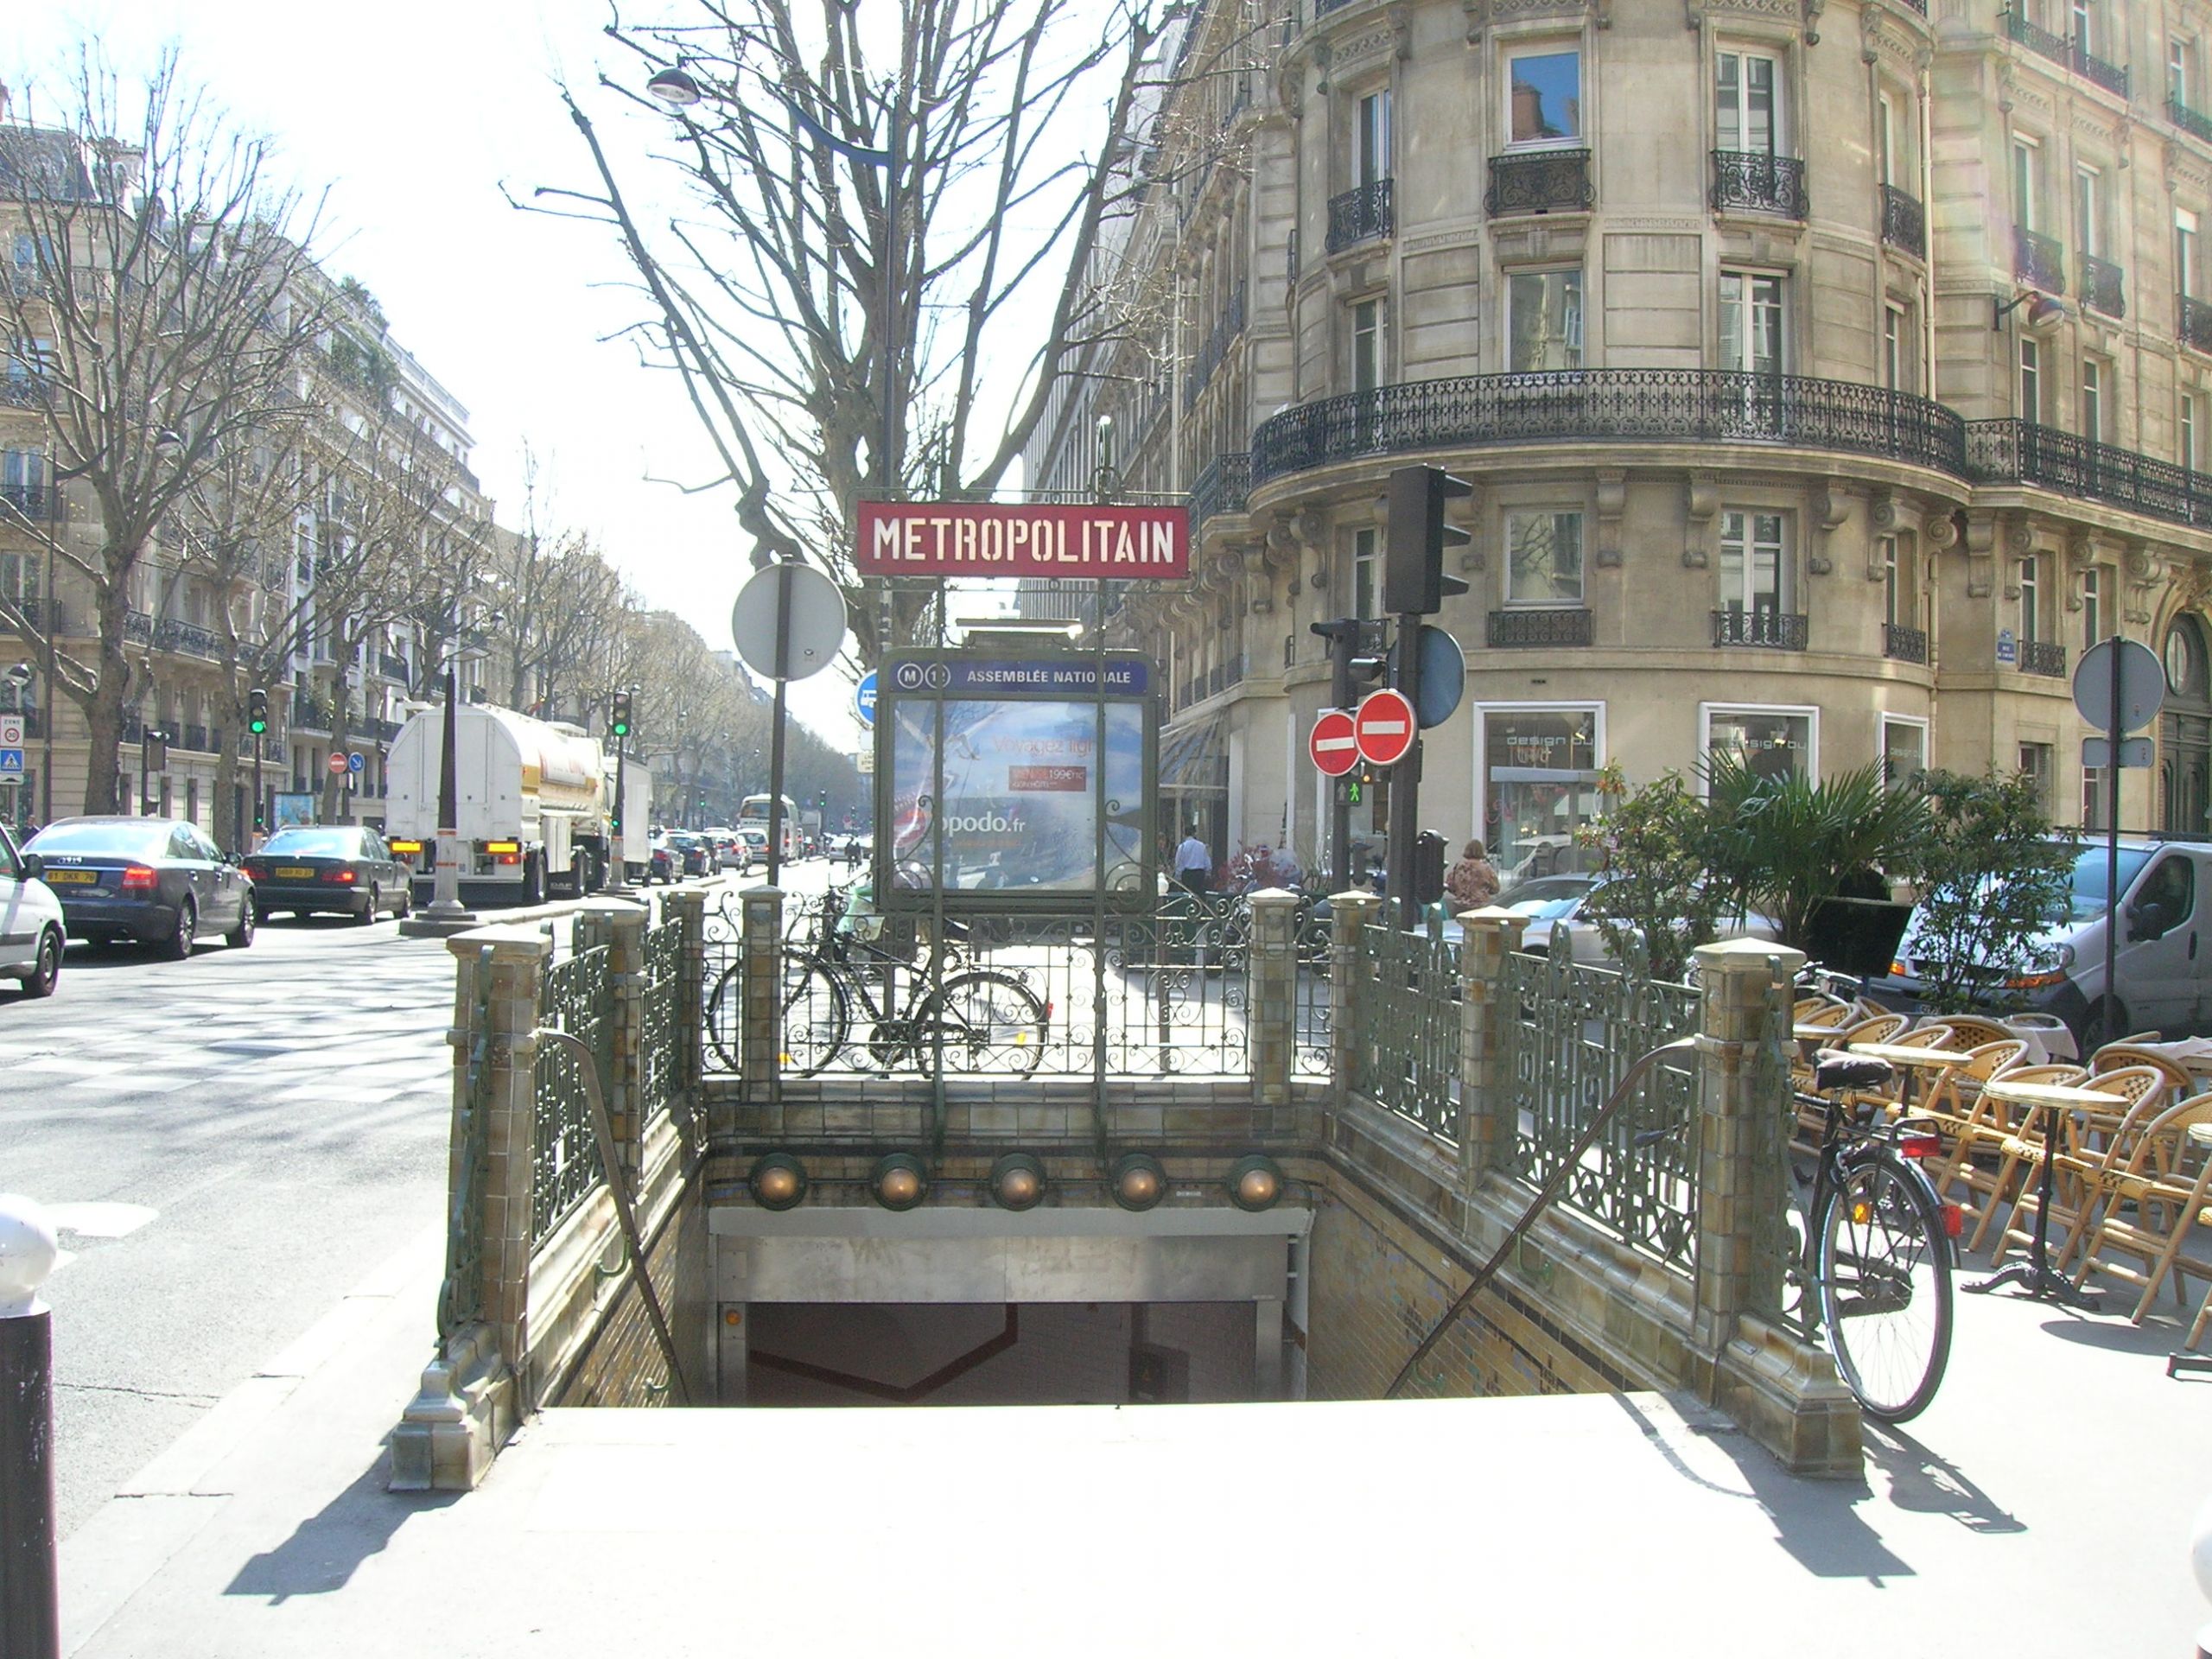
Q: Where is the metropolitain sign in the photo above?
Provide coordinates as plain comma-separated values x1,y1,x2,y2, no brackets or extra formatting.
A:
856,501,1189,580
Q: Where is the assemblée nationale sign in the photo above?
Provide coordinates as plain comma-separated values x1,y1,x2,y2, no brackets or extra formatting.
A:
856,501,1189,580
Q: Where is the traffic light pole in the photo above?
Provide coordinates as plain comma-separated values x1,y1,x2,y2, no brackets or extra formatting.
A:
1329,630,1355,895
1389,606,1422,930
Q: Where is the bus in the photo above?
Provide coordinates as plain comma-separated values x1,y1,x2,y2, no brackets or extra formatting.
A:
738,793,804,861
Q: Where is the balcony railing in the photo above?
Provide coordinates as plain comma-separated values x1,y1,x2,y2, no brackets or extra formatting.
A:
237,730,284,761
2171,93,2212,145
1485,149,1593,218
0,377,49,410
2014,227,2066,293
1710,151,1808,219
1879,185,1925,258
181,723,211,753
1325,178,1393,253
1713,608,1808,651
1185,282,1248,411
1251,369,1967,485
291,692,334,733
1966,419,2212,531
2079,253,2126,318
1488,607,1593,648
2073,43,2128,98
2020,639,2069,677
2183,296,2212,353
1191,451,1251,530
155,617,218,658
2002,9,2071,70
1883,624,1929,664
0,484,54,521
124,609,151,645
3,597,62,635
377,651,411,683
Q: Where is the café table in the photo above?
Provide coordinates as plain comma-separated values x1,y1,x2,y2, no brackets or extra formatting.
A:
1838,1041,1969,1113
1966,1077,2124,1307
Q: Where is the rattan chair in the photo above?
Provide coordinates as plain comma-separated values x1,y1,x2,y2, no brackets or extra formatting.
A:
1923,1015,2018,1050
1986,1065,2171,1266
1933,1060,2083,1246
2066,1091,2212,1322
2088,1044,2200,1100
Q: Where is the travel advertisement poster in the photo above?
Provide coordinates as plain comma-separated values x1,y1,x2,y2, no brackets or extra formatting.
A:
878,655,1154,908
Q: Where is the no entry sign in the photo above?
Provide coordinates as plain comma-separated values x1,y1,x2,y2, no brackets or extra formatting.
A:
1309,709,1359,777
1354,689,1416,767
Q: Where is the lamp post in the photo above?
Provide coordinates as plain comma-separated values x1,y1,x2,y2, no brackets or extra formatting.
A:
404,601,493,936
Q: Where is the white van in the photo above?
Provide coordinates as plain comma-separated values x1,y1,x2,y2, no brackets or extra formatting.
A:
0,822,66,998
1874,837,2212,1046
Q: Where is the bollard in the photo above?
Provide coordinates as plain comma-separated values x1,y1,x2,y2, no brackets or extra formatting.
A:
0,1194,60,1659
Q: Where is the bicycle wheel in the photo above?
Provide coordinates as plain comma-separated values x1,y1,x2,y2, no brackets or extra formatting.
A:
1815,1149,1953,1423
916,970,1048,1076
779,957,850,1077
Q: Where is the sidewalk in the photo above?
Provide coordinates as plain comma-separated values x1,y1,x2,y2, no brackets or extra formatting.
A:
57,1225,2212,1658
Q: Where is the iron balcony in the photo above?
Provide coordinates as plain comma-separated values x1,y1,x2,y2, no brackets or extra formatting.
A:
1883,624,1929,664
1190,452,1250,531
1325,178,1393,254
1485,149,1593,218
1710,151,1808,219
1965,419,2212,532
2183,295,2212,354
2079,253,2126,319
1879,185,1925,259
1488,607,1593,648
1712,608,1808,651
2013,226,2067,294
2020,639,2069,677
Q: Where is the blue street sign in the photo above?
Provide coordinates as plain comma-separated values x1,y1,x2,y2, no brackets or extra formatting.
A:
855,670,878,728
346,751,365,774
0,747,21,776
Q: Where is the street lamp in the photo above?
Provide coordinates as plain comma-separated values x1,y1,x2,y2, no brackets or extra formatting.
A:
416,601,499,929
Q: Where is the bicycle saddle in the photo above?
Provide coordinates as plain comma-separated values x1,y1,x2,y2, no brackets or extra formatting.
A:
1812,1051,1895,1093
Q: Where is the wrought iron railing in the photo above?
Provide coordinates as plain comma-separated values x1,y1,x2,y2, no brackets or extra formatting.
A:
181,722,210,753
1185,282,1247,410
2073,42,2128,97
124,609,151,645
1884,623,1929,664
6,597,62,634
155,617,218,658
533,945,611,1243
377,651,410,683
1879,184,1924,258
1485,149,1593,217
2020,638,2069,677
641,918,684,1120
1488,607,1593,648
1711,150,1808,219
2014,226,2066,293
0,377,48,410
1325,178,1393,253
1250,369,1967,484
0,484,53,520
2183,296,2212,353
2171,93,2212,144
1967,418,2212,531
2079,253,2126,318
291,692,334,732
1498,944,1704,1274
2002,8,2070,69
1351,916,1459,1140
1191,451,1251,530
1713,608,1808,651
1285,229,1299,287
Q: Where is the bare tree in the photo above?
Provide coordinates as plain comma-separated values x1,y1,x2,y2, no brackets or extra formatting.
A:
0,50,327,812
535,0,1164,653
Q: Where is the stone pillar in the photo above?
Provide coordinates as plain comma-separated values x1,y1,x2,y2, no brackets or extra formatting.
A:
597,900,650,1185
461,925,553,1385
1248,887,1298,1109
1328,890,1378,1109
740,887,786,1103
661,888,708,1095
1689,938,1803,1350
1455,906,1529,1185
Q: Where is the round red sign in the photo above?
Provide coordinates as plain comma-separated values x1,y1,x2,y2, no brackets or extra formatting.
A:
326,753,349,776
1354,689,1417,768
1308,709,1359,777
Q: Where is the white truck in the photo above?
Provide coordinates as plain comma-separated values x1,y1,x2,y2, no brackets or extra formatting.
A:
385,702,625,905
606,759,652,883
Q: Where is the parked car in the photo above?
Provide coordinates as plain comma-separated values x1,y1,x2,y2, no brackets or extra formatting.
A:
670,833,714,878
1871,837,2212,1046
647,834,677,885
0,822,65,997
1491,874,1780,966
242,825,412,923
730,829,765,870
26,817,255,957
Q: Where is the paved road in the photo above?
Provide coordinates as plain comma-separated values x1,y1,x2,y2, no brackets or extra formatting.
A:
0,912,464,1535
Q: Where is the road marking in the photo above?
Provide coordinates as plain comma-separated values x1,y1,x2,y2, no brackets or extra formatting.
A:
44,1202,158,1240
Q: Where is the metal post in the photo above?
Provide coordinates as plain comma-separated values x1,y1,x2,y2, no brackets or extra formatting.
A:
1329,628,1354,894
0,1195,60,1659
607,724,632,897
766,563,794,890
1390,610,1421,929
2104,629,2122,1043
252,736,264,844
424,657,474,923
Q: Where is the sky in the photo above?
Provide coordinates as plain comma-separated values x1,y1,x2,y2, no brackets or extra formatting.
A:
9,1,872,747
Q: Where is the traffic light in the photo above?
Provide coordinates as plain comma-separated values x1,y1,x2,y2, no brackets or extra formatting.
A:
609,690,632,739
1382,464,1473,616
1310,619,1388,709
817,789,828,816
246,687,269,735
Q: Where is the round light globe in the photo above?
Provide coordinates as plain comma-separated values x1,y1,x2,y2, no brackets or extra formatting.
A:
0,1194,60,1317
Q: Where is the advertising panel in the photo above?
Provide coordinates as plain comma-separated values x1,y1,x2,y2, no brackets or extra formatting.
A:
876,652,1156,911
856,501,1190,582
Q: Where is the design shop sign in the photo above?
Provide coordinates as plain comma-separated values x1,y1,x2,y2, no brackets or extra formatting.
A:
857,501,1190,580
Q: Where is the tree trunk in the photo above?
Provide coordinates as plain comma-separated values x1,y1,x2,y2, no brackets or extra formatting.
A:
79,578,131,815
210,679,242,854
323,665,355,823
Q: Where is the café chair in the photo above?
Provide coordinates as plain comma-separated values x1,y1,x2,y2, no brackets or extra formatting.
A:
2064,1092,2212,1324
1933,1060,2082,1247
1985,1065,2170,1266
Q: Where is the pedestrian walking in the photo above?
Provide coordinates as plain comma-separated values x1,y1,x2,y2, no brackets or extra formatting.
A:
1173,826,1212,894
1444,837,1501,912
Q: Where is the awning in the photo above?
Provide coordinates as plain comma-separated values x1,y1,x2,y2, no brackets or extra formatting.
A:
1159,719,1227,791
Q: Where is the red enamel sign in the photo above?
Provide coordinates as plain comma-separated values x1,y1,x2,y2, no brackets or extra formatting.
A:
1309,709,1360,777
1354,689,1417,768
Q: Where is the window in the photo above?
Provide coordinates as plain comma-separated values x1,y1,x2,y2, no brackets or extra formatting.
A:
1356,90,1391,188
2020,554,2044,644
2082,564,2105,649
2012,137,2043,235
1719,271,1783,375
1882,303,1907,391
2084,764,2107,830
1880,537,1916,627
2072,0,2100,60
2082,357,2105,442
1483,708,1602,881
0,552,37,603
1881,718,1928,791
1504,511,1585,604
1877,92,1906,187
1352,528,1377,620
1716,49,1782,156
2180,211,2201,299
2174,36,2197,106
2185,391,2202,473
2075,166,2103,259
1704,704,1816,786
1507,49,1580,146
1351,298,1382,392
2019,741,2055,815
4,337,54,387
1507,270,1583,371
2020,337,2043,422
2,449,43,493
1719,510,1789,617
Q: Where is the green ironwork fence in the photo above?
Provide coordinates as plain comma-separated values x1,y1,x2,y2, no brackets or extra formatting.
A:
640,918,684,1118
1498,939,1702,1273
533,945,611,1243
1351,915,1461,1140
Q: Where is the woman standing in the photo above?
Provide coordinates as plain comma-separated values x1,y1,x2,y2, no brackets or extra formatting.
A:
1444,838,1501,912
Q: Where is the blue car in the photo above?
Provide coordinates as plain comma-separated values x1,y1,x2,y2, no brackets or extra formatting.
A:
26,817,256,958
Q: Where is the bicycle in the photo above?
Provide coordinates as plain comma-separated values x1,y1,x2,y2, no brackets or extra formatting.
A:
1787,1050,1958,1423
707,886,1048,1077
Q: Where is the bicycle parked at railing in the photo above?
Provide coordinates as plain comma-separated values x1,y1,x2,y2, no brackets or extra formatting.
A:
706,885,1048,1077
